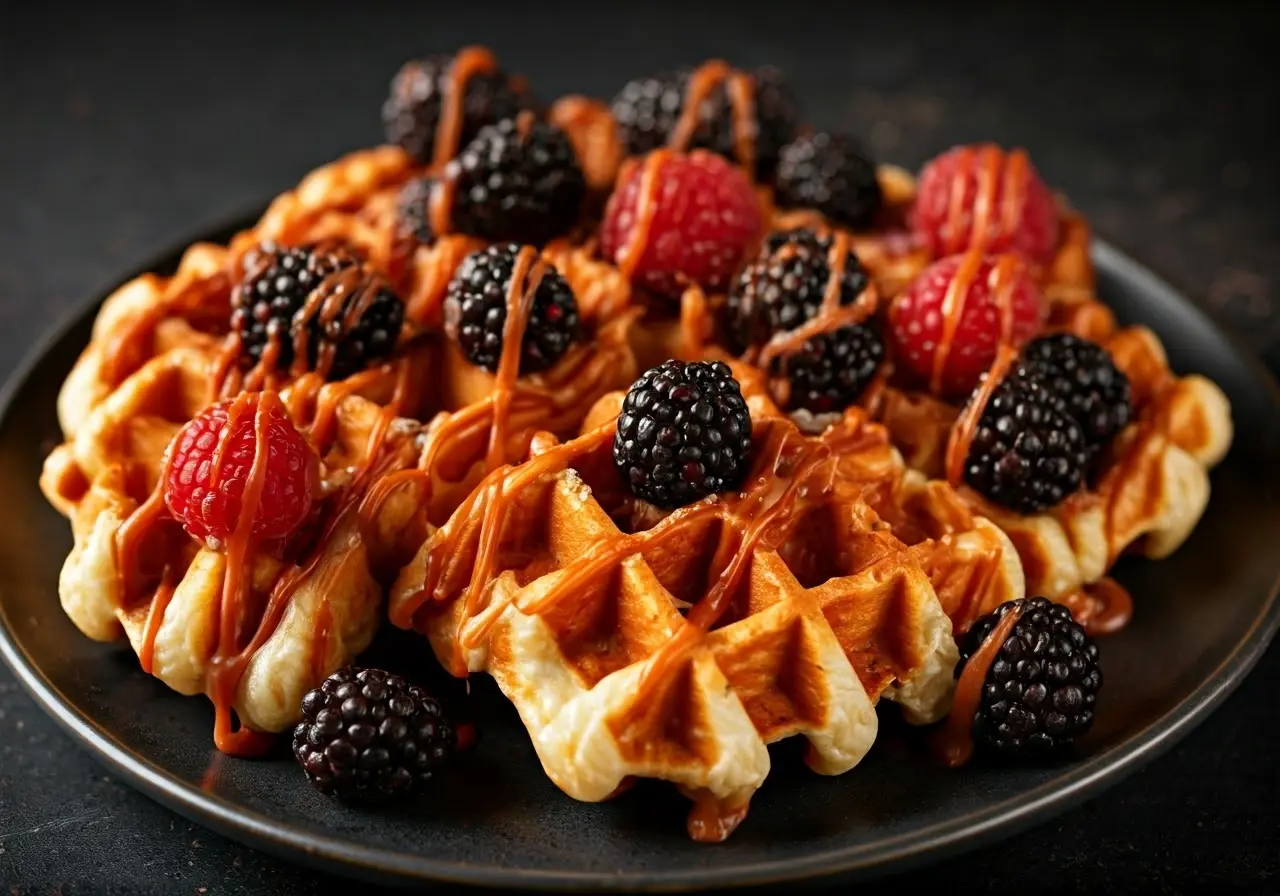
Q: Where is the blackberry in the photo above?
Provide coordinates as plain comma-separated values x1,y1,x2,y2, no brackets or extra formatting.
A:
438,116,586,245
723,228,870,354
444,244,580,375
1018,333,1133,453
613,360,753,509
781,324,884,414
231,243,405,381
382,54,539,164
610,65,800,182
964,371,1090,514
292,666,458,801
396,175,436,245
775,132,882,230
956,596,1102,757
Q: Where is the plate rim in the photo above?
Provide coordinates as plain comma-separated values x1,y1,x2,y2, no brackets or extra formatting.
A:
2,217,1279,891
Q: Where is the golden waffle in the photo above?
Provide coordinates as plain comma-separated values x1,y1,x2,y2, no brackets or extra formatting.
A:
382,359,995,841
39,143,639,749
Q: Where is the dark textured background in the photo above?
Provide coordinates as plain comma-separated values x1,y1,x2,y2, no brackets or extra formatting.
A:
2,2,1278,893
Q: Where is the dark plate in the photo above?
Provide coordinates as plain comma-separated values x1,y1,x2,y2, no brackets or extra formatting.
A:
2,213,1278,892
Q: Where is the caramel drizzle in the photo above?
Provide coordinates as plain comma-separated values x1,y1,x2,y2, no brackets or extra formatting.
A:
488,246,548,471
938,251,1027,486
667,60,758,179
615,151,669,278
753,233,878,369
937,600,1024,767
432,46,499,168
942,144,1031,257
1060,577,1134,637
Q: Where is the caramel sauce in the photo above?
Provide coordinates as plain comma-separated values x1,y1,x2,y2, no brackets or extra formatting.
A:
616,150,670,278
941,144,1031,258
936,601,1024,768
433,46,499,168
137,568,177,674
666,60,758,178
1060,577,1134,637
686,788,752,843
488,247,548,471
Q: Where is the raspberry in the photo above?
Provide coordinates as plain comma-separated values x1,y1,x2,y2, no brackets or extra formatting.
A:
888,252,1043,398
382,54,539,164
600,150,763,299
956,597,1102,757
293,666,458,802
610,65,801,182
164,396,318,544
443,244,580,375
911,144,1061,265
774,132,882,229
613,360,753,508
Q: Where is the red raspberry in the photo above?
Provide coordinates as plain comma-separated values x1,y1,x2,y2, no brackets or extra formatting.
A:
599,149,762,298
910,144,1060,265
888,252,1044,398
164,395,318,544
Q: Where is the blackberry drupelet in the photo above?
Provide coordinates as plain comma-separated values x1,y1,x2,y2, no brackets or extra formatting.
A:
292,666,458,801
956,596,1102,757
444,244,580,375
231,243,405,381
774,132,882,230
781,324,885,414
382,54,539,163
724,228,870,354
440,117,586,245
610,65,800,181
964,371,1090,514
613,360,753,509
396,175,436,245
1019,333,1133,453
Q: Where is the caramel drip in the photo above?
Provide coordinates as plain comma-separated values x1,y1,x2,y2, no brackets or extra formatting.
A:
616,151,670,277
138,567,177,675
290,266,383,381
940,144,1030,257
433,46,499,168
208,392,277,756
928,249,985,394
937,601,1024,767
755,234,878,368
1060,577,1134,637
939,253,1026,485
209,333,245,404
115,481,170,607
666,60,758,178
487,247,547,471
686,789,752,843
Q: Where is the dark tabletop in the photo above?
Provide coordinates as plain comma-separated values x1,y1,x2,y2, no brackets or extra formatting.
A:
2,2,1278,893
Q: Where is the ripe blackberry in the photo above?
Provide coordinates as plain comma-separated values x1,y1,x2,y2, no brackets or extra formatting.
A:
613,360,753,509
396,175,436,245
439,117,586,245
781,324,885,414
231,243,405,382
382,54,539,163
723,228,870,354
293,666,458,801
444,244,580,375
775,132,883,230
1019,333,1133,453
610,65,800,181
964,371,1090,514
956,596,1102,757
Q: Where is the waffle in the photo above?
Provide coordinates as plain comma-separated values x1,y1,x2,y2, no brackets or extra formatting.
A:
379,350,1048,838
621,158,1231,631
38,145,638,749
